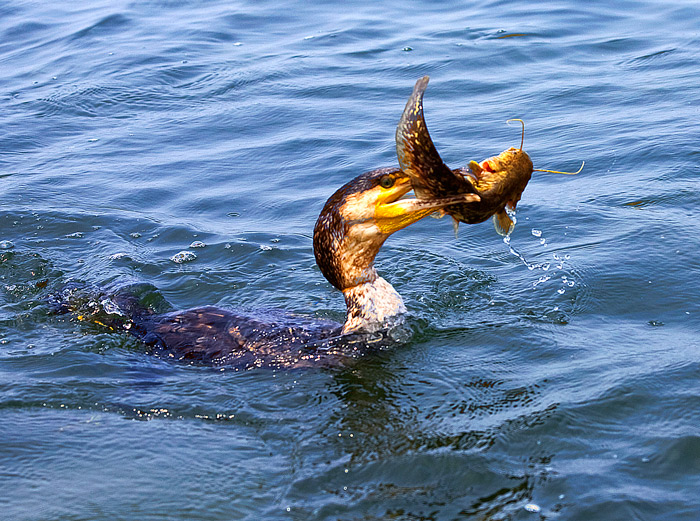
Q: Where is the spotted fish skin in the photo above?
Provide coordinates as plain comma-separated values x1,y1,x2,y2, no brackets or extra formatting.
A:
395,77,476,202
396,76,533,230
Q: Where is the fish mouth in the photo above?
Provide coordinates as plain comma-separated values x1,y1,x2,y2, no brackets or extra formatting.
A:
374,176,479,234
481,147,532,173
480,160,495,172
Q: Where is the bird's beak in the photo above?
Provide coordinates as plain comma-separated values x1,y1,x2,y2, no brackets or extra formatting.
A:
374,177,479,235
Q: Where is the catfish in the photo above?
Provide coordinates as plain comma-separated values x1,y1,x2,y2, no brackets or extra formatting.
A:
396,76,581,236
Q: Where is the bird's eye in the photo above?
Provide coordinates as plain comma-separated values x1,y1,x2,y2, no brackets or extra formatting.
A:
379,175,395,189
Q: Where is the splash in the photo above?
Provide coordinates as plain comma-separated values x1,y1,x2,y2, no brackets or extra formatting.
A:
503,230,574,297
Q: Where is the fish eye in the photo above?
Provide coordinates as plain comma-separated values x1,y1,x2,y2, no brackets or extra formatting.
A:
379,175,395,189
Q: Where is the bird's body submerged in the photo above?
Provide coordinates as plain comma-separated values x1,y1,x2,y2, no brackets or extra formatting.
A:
58,166,479,369
128,306,370,369
132,305,343,369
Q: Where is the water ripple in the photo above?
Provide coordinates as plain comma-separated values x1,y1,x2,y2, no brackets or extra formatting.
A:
2,0,700,519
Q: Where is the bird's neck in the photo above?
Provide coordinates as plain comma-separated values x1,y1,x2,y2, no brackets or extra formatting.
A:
341,276,406,334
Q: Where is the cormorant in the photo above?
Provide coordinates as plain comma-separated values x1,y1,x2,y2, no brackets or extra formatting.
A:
56,168,479,369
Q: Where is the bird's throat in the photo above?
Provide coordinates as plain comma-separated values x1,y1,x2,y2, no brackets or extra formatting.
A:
341,277,406,334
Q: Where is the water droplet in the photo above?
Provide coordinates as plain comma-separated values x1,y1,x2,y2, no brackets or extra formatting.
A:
557,288,565,294
524,503,541,513
0,240,14,249
170,251,197,263
100,298,124,316
66,232,84,238
109,252,129,260
402,46,413,51
259,245,272,251
227,212,240,218
533,275,550,287
130,232,141,238
189,240,206,248
531,229,542,237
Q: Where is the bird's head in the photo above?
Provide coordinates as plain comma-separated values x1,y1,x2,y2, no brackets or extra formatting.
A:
313,167,479,291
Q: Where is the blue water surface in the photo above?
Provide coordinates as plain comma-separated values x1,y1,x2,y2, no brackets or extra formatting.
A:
2,1,700,519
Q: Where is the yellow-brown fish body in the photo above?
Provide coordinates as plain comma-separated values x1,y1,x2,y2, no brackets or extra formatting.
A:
396,76,533,235
458,146,533,233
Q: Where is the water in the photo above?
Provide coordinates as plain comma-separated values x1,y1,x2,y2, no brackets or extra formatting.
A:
1,0,699,519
